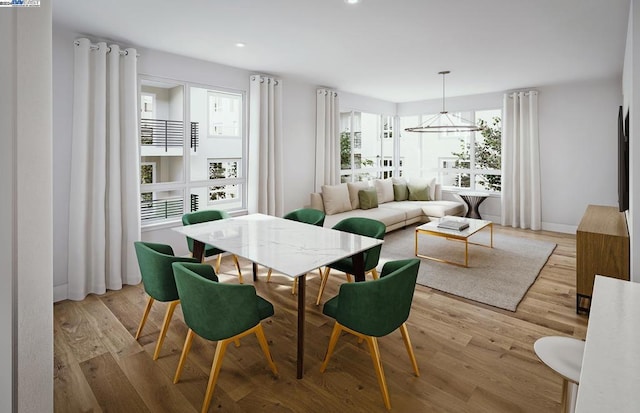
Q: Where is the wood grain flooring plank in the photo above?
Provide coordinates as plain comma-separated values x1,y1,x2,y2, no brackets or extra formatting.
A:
80,352,151,413
53,317,101,413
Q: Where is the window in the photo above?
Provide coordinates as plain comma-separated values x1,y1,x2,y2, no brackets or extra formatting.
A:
138,77,247,225
208,91,241,137
340,111,395,182
399,109,502,192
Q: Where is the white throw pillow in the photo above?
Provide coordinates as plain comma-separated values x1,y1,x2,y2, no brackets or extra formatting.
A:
347,181,370,209
374,178,394,204
321,183,353,215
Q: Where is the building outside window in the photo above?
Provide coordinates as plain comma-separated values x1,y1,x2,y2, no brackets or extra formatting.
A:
340,111,395,182
138,77,246,225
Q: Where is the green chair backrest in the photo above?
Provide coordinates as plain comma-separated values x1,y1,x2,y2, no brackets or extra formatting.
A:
134,241,199,302
181,209,231,253
334,258,420,337
333,217,386,272
283,208,326,227
172,262,262,342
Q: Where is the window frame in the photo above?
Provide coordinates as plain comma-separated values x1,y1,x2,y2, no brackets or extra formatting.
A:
138,75,248,227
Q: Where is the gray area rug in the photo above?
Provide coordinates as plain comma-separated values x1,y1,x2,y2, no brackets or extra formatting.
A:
378,224,556,311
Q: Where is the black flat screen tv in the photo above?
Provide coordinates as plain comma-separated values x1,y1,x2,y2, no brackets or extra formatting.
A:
618,105,629,212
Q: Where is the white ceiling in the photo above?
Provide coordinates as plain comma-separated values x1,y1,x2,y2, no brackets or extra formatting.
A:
52,0,630,103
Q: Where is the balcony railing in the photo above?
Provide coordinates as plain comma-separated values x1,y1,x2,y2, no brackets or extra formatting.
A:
190,193,199,212
140,197,183,222
140,118,199,151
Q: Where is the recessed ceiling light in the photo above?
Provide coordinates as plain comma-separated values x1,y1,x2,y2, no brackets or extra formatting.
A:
235,42,246,48
345,0,360,4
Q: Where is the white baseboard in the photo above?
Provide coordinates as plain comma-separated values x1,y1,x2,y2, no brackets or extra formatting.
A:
53,284,67,302
482,214,577,234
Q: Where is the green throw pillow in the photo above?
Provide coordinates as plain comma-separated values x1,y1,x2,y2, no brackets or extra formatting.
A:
393,183,409,201
408,182,430,201
358,188,379,210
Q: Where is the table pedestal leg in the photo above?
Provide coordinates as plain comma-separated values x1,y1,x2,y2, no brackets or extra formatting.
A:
296,274,306,379
252,262,258,281
352,252,365,282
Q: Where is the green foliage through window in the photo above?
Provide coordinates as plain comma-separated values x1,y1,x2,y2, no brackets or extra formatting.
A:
452,117,501,191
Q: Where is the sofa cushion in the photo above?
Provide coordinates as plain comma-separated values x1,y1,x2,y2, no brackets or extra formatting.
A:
322,206,406,229
358,188,378,210
379,201,424,220
392,177,409,201
347,181,370,209
419,200,466,218
321,183,352,215
374,178,394,204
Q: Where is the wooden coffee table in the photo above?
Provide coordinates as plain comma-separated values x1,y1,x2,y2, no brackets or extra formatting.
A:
415,217,493,267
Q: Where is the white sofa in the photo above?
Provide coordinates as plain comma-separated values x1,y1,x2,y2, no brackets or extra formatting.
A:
310,179,465,232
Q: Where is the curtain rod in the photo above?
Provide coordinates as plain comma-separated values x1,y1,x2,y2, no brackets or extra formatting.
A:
251,74,279,85
73,39,139,57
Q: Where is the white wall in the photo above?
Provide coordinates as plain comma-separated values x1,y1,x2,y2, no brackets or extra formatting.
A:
2,3,54,412
537,78,622,231
623,0,640,282
0,10,15,412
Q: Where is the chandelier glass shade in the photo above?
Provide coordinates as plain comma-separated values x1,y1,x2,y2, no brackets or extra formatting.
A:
404,71,484,133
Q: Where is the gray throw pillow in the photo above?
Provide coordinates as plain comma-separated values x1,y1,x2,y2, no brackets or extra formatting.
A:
408,181,430,201
392,177,409,201
358,188,379,210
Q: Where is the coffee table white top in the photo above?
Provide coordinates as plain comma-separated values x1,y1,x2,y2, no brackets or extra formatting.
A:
417,216,491,238
173,213,384,278
575,275,640,412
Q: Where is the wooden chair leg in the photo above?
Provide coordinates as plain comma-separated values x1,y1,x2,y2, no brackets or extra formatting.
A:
135,296,154,340
399,323,420,376
173,329,195,383
320,323,343,373
291,277,298,295
214,254,222,273
561,379,569,413
345,273,353,283
254,324,278,376
153,300,179,360
232,255,244,284
266,268,273,282
201,338,231,413
371,268,379,280
365,336,391,410
316,267,332,305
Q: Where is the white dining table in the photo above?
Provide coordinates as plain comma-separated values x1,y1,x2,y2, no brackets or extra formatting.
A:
575,275,640,412
172,213,384,378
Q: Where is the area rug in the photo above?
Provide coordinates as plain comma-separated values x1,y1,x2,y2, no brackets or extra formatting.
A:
378,225,556,311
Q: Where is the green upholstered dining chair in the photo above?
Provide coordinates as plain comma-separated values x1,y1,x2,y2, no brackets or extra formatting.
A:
133,241,199,360
182,209,244,284
266,208,326,294
320,258,421,410
315,217,386,305
172,262,278,413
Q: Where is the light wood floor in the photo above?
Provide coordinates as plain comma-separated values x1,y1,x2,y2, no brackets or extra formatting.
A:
54,225,586,413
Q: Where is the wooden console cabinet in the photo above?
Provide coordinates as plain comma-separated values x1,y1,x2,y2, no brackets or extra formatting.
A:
576,205,629,313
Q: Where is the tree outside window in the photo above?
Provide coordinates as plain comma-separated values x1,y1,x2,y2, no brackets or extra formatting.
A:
452,116,501,191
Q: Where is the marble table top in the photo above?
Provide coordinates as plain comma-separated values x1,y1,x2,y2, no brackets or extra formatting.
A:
173,213,384,277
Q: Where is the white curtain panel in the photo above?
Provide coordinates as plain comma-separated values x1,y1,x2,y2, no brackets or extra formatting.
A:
67,38,141,300
501,90,541,230
248,74,284,216
314,89,340,192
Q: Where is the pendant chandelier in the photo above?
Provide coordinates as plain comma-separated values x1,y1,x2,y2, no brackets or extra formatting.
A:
404,71,484,133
